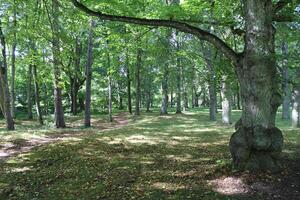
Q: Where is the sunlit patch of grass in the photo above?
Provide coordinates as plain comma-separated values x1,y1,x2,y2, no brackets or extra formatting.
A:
0,109,299,199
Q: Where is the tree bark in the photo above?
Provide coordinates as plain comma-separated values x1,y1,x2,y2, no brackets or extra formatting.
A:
126,52,132,114
176,58,182,114
182,65,188,111
0,20,14,130
236,88,241,110
107,50,113,122
292,69,300,128
135,48,142,116
32,64,43,125
117,82,124,110
43,83,49,115
70,38,82,115
281,42,291,120
161,63,168,115
204,46,217,121
108,76,113,122
221,75,232,125
27,64,33,120
10,1,17,118
230,0,283,172
170,90,173,108
52,0,65,128
84,19,95,127
175,32,182,114
192,66,196,108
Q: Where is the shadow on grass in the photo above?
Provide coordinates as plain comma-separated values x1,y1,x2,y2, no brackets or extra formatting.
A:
0,110,299,199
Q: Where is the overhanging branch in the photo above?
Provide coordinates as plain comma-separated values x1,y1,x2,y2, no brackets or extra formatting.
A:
71,0,239,65
273,0,291,14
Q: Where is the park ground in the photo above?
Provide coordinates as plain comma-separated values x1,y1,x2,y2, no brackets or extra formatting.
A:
0,108,299,200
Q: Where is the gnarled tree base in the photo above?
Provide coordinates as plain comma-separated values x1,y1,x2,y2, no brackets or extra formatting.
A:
230,123,283,172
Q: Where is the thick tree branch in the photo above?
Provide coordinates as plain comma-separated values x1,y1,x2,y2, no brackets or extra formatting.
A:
273,0,291,14
273,14,294,22
71,0,239,65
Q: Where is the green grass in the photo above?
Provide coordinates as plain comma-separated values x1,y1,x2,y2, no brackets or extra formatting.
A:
0,109,299,199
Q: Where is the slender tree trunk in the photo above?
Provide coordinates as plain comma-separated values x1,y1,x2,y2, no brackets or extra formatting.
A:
126,52,132,114
10,2,17,118
84,19,95,127
0,21,14,130
27,64,33,120
32,64,43,125
161,63,168,115
204,46,217,121
292,69,300,128
119,95,123,110
236,88,241,110
43,83,48,115
108,76,113,122
117,83,123,110
146,91,151,112
230,0,283,171
292,87,300,128
176,59,182,114
52,0,65,128
175,32,182,114
79,95,84,111
170,89,173,108
192,68,196,108
135,48,142,116
221,75,232,125
182,66,188,111
71,38,82,115
70,78,75,114
281,42,291,120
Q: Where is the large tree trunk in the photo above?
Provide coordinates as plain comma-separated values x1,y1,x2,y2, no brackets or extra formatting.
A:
84,19,95,127
221,75,232,125
32,64,43,125
27,64,33,120
161,64,168,115
52,0,65,128
230,0,283,172
135,48,142,116
281,42,291,120
0,21,14,130
292,69,300,128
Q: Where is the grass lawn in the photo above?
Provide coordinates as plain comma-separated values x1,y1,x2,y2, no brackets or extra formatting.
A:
0,108,299,199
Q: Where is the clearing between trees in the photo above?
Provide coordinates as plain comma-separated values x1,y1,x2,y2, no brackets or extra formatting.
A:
0,109,299,200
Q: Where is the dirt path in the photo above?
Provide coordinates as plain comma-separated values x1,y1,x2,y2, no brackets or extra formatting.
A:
0,113,130,162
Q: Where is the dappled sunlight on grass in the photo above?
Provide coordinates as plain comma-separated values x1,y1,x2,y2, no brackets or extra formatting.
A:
151,182,187,191
0,109,299,199
208,177,250,195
